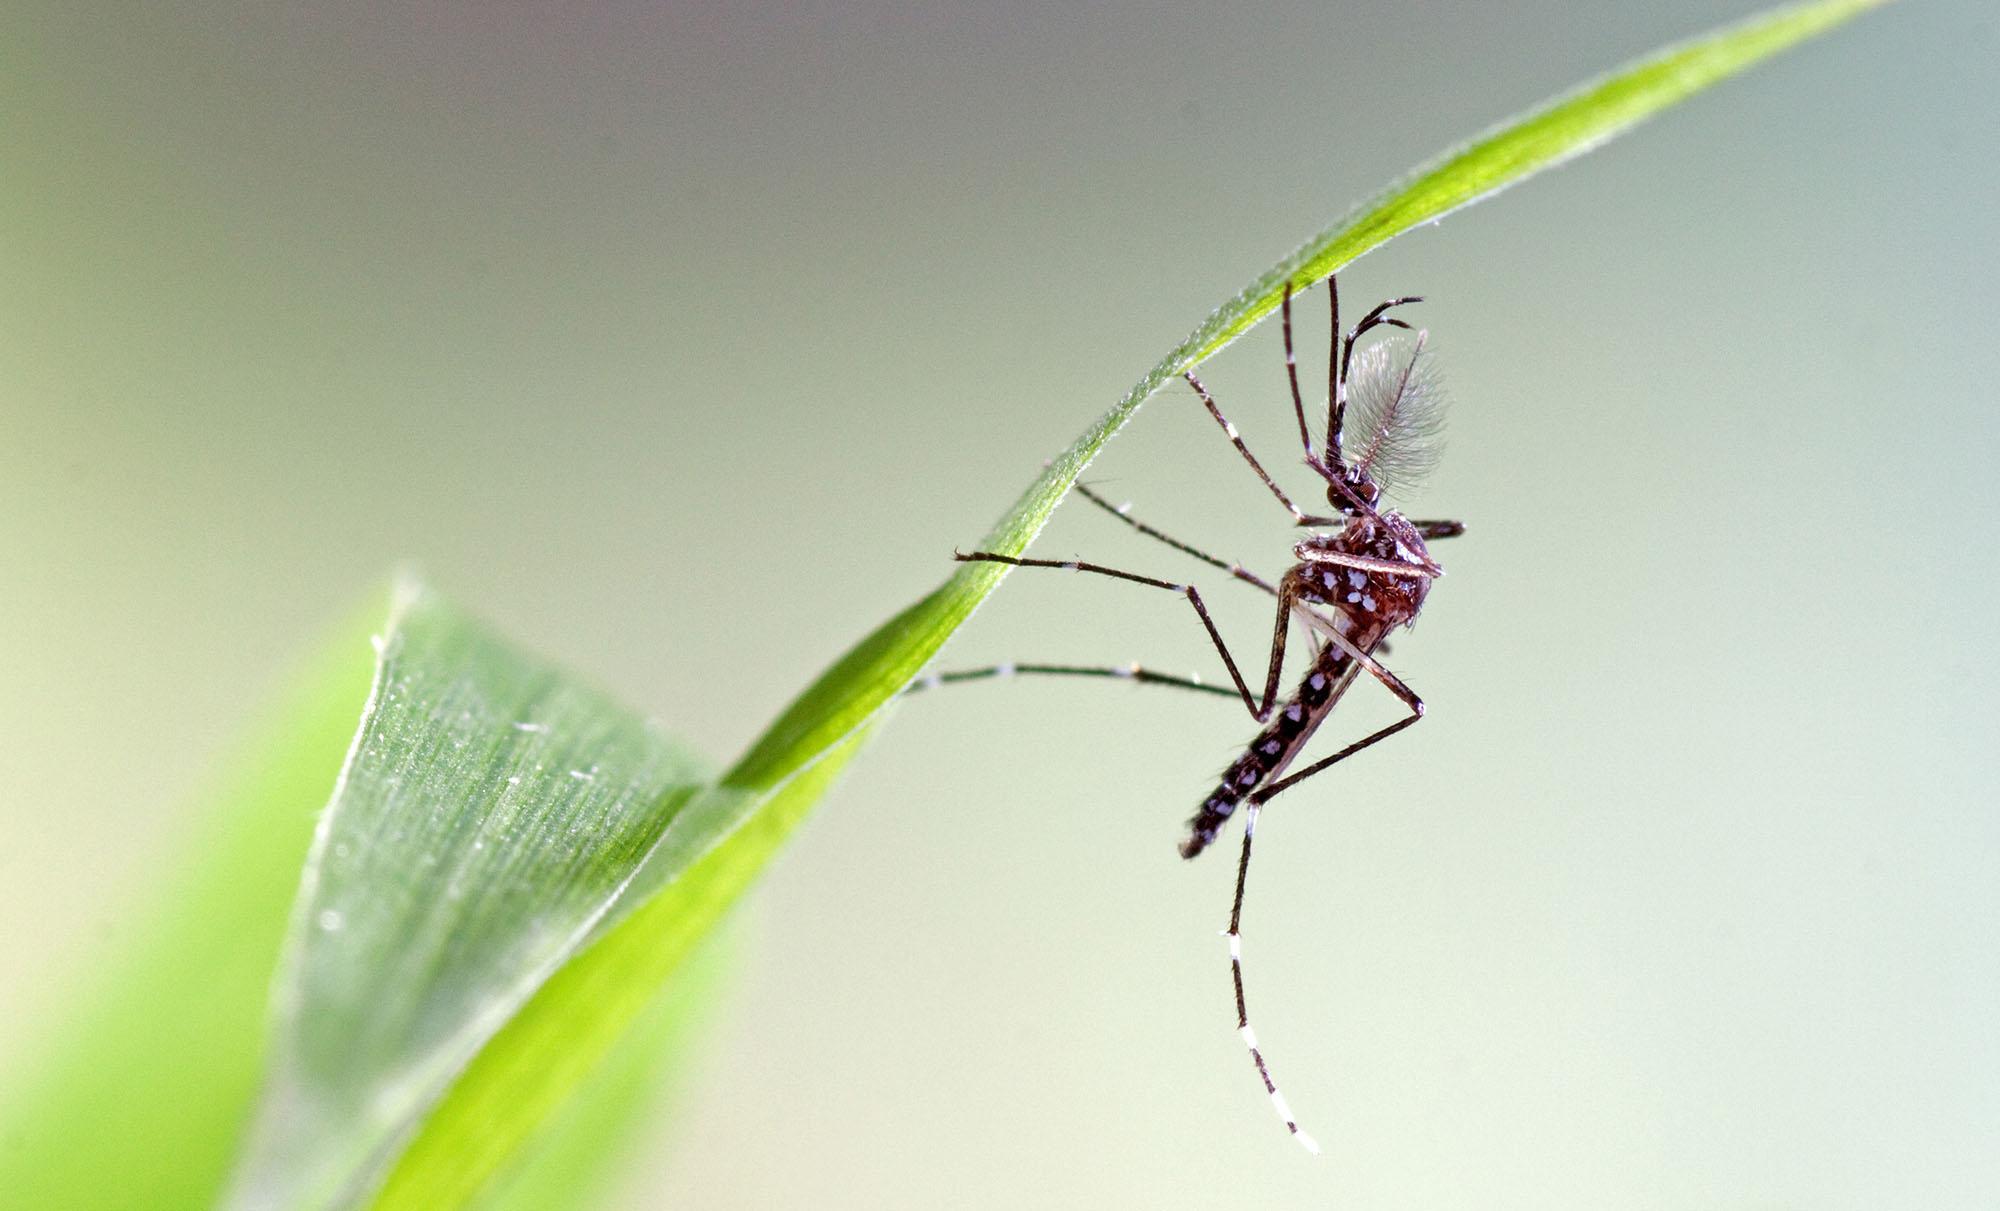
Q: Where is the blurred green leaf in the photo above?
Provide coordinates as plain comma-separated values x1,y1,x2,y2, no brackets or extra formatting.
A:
0,599,379,1209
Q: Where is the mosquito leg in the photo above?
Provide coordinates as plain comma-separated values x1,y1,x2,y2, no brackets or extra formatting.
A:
1324,273,1342,454
1281,282,1316,462
1226,801,1319,1154
1254,639,1424,802
1254,573,1308,717
1072,482,1277,596
902,660,1238,700
1182,369,1312,525
1220,644,1426,1153
1295,546,1442,580
952,550,1293,721
1412,519,1465,541
1255,708,1424,803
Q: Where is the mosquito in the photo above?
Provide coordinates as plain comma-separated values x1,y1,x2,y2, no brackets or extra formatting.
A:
929,273,1463,1152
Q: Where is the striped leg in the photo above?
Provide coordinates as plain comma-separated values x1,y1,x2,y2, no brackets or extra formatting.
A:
1182,369,1339,527
902,661,1237,700
1412,519,1466,541
1071,483,1277,596
1222,651,1428,1153
919,490,1277,703
942,481,1286,704
1225,708,1427,1155
951,550,1299,722
1282,280,1317,463
1254,635,1426,801
1229,802,1319,1154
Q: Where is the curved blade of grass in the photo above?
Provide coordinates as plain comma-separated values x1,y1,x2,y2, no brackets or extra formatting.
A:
361,3,1885,1205
1176,0,1893,368
689,0,1888,796
224,580,713,1210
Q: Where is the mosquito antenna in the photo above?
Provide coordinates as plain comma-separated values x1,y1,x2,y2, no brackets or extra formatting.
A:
1340,296,1422,385
1282,282,1314,460
1313,276,1397,523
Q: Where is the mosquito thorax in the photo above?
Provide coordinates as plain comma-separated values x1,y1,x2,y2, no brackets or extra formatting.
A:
1292,510,1434,627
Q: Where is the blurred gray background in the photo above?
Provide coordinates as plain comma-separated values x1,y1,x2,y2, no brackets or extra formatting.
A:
5,2,1995,1207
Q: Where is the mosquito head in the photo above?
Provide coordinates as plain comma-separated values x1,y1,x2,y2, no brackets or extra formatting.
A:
1323,461,1381,515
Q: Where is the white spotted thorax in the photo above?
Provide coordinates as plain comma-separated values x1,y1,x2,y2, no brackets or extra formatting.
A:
942,273,1460,1153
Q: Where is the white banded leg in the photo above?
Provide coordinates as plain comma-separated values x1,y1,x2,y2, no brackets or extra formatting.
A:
902,661,1238,700
1227,802,1320,1154
1223,639,1429,1152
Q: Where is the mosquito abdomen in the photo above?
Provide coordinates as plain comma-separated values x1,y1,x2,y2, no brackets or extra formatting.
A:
1180,645,1355,859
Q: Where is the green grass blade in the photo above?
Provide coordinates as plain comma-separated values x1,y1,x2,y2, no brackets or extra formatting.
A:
224,581,713,1210
653,0,1892,809
359,4,1886,1203
1177,0,1890,367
